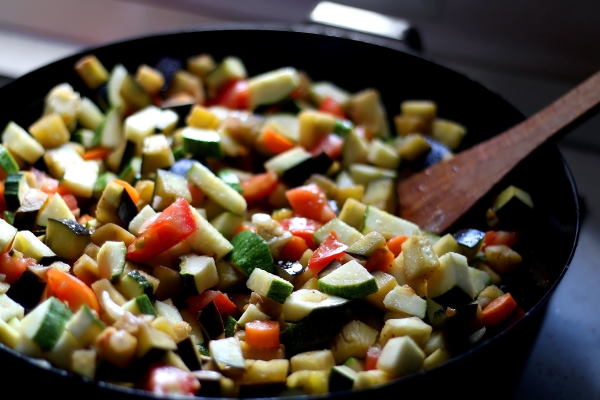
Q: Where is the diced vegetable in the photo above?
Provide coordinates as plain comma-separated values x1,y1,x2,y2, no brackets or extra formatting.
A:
229,230,274,275
376,336,424,377
13,230,56,262
2,122,45,164
290,350,335,372
282,289,347,322
245,320,280,348
46,219,90,260
242,171,279,203
383,285,427,319
21,297,72,351
247,67,300,109
308,232,347,274
318,260,377,300
246,268,293,303
480,293,518,326
331,320,378,363
146,365,199,396
187,162,247,215
97,241,126,281
280,217,321,249
180,255,219,295
127,198,197,263
286,184,335,223
47,267,100,313
313,218,363,247
186,207,233,260
362,206,420,239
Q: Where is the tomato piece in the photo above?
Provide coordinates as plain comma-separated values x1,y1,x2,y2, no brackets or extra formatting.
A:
61,194,78,211
186,291,217,315
209,79,249,110
279,236,309,261
0,253,35,283
242,171,279,203
260,128,295,154
365,346,382,370
146,365,199,396
280,217,322,249
310,133,344,159
285,184,336,223
308,232,348,274
319,96,346,118
187,290,238,316
188,183,205,207
212,291,238,315
245,320,280,348
39,176,59,195
46,268,100,313
365,248,395,272
127,198,197,263
483,231,519,248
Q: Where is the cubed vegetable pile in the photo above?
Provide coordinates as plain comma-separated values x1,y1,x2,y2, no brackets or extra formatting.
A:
0,53,533,397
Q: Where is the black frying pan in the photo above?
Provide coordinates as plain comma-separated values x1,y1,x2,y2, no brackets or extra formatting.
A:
0,24,579,399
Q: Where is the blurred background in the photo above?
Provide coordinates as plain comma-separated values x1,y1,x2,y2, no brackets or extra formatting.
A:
0,0,598,398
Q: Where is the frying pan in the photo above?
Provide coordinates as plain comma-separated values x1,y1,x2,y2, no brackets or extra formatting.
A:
0,24,579,399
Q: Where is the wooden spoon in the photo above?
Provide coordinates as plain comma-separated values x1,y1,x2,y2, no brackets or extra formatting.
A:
397,70,600,234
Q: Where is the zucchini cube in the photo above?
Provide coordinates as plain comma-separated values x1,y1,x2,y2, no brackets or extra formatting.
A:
376,336,425,377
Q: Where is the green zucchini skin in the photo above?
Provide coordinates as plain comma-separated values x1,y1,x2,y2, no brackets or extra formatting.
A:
229,230,274,275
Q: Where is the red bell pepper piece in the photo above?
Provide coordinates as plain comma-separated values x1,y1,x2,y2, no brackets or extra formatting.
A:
310,133,344,160
127,198,197,263
285,184,336,223
0,252,36,283
308,232,347,274
280,217,322,249
242,171,279,203
146,365,199,396
319,96,346,118
279,236,309,261
483,231,519,248
187,290,238,316
188,183,205,207
46,268,100,313
365,346,382,370
208,79,249,110
61,193,79,211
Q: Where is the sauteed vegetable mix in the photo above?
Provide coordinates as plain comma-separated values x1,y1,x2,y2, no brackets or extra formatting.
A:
0,54,533,396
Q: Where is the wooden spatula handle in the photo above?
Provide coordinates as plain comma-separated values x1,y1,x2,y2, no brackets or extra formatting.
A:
398,70,600,233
